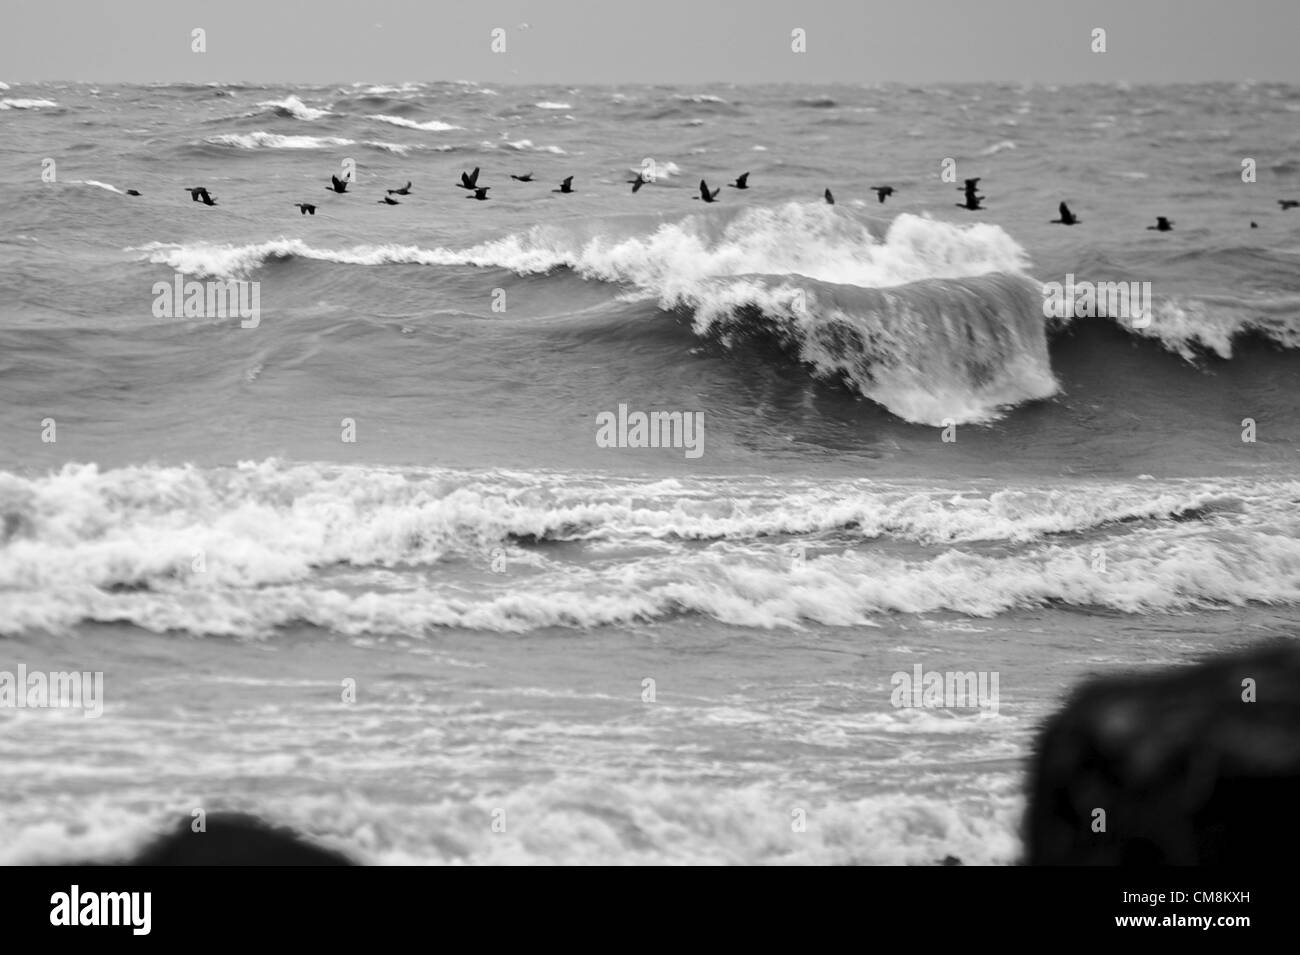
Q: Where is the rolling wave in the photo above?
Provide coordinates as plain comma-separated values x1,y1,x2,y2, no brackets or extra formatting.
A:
128,201,1300,424
1,461,1296,636
134,205,1043,423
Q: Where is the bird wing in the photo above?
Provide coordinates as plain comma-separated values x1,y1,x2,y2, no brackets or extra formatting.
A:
699,180,709,200
562,176,573,188
738,172,748,186
468,167,480,186
1060,202,1070,218
632,179,643,193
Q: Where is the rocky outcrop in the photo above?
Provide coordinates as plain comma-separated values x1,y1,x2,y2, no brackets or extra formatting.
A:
1025,641,1300,865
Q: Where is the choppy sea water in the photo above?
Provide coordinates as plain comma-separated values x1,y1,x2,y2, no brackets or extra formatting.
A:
1,80,1298,863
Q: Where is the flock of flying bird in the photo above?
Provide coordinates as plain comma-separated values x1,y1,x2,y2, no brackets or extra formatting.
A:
169,169,1300,231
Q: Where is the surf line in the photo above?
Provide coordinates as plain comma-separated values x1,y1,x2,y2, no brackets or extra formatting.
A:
595,403,704,459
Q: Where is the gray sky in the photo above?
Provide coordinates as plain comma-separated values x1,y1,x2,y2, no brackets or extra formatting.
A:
3,0,1298,84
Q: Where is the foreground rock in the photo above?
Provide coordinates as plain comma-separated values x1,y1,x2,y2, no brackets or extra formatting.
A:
1025,641,1300,865
70,812,357,866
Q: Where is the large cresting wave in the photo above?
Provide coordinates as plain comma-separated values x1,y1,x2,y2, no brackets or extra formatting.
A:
137,204,1056,425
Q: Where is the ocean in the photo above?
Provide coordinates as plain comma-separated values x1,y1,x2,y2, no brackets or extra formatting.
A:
1,79,1298,864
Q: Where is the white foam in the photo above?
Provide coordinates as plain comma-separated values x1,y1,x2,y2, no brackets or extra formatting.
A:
0,97,59,110
1128,296,1300,358
2,462,1295,637
255,95,332,121
627,160,682,180
979,139,1017,155
70,180,124,194
207,132,356,149
366,114,460,131
497,138,567,154
353,83,425,95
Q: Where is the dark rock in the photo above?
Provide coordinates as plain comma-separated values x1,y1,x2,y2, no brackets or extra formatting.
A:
69,812,357,866
1025,641,1300,865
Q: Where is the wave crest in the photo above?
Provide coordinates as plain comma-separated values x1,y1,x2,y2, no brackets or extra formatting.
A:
253,95,333,120
2,463,1295,637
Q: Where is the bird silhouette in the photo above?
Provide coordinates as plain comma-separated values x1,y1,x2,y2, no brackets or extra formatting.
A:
695,179,720,203
871,186,894,203
553,176,574,194
293,203,316,215
1050,202,1080,225
466,187,490,201
510,172,534,182
326,174,349,194
1147,217,1174,232
729,172,750,189
457,167,481,190
824,188,834,205
387,181,412,196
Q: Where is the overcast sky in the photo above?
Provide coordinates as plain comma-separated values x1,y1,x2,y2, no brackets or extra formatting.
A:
3,0,1298,85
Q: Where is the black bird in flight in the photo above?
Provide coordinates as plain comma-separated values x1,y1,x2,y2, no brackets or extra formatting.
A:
510,172,534,182
956,193,984,211
824,188,834,205
729,172,750,189
125,189,141,197
553,176,574,194
959,178,981,193
378,195,400,205
185,186,217,206
326,174,349,194
458,167,481,190
1279,200,1300,210
387,181,412,196
294,203,316,215
627,172,648,193
695,179,720,203
466,187,491,201
1147,216,1173,232
1050,202,1080,225
871,186,895,203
